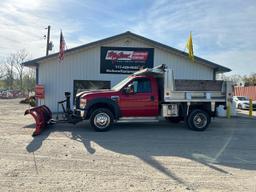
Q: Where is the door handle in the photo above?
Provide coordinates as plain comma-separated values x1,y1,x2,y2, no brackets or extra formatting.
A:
150,96,155,101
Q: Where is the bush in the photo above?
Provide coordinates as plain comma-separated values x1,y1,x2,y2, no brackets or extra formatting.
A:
20,96,36,107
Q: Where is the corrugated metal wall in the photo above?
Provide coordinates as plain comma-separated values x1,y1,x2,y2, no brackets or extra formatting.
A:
234,86,256,100
39,36,214,111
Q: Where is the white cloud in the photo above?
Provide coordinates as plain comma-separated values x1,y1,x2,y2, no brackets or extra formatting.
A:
205,50,256,75
129,0,256,75
0,0,88,61
0,0,255,75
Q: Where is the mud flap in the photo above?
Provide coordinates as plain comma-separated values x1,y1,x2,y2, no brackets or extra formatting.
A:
24,105,52,136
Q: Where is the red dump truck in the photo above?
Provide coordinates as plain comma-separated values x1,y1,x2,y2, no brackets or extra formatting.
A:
25,64,232,136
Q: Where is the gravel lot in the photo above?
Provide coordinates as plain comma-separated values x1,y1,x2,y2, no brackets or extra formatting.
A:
0,99,256,192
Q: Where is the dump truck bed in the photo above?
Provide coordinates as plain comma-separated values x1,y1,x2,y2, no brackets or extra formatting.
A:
134,64,231,103
175,80,224,91
164,79,228,102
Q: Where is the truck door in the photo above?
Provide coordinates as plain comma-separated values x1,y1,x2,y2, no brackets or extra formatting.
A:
120,77,158,117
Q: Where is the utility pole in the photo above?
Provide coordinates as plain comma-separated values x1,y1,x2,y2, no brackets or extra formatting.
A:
45,25,50,56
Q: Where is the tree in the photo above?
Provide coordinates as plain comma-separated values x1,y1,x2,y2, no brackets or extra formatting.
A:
228,74,243,86
4,49,29,90
23,68,36,92
0,63,6,79
13,49,29,91
243,73,256,86
4,53,16,89
217,73,243,86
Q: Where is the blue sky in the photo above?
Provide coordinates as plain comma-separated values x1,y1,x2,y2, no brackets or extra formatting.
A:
0,0,255,75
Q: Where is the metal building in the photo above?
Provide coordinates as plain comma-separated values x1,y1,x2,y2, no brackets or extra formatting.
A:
24,31,231,111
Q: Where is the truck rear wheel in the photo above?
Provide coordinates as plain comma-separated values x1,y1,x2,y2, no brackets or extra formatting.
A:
187,109,210,131
90,108,113,132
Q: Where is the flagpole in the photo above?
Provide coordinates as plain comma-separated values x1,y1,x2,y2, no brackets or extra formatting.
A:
58,29,62,64
45,25,51,56
58,29,65,63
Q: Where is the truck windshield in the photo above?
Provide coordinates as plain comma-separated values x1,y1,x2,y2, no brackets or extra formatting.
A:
111,76,132,91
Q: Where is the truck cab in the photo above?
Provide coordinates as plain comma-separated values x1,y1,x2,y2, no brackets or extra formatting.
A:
114,75,159,117
77,75,159,119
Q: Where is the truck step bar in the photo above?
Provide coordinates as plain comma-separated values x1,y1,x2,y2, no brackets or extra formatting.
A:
117,117,159,123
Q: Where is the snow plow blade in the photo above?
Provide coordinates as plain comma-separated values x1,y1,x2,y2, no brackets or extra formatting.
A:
24,105,52,136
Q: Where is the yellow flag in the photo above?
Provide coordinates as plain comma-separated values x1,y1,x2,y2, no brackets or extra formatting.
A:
186,32,194,62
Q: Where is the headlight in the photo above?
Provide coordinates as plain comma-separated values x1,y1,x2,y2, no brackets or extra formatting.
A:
79,98,87,109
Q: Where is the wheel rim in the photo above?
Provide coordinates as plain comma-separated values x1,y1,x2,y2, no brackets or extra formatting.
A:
193,113,207,129
94,112,110,129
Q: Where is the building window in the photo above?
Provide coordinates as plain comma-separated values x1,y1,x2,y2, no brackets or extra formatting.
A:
73,80,110,103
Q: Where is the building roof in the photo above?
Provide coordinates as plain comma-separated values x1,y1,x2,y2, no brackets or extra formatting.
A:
23,31,231,73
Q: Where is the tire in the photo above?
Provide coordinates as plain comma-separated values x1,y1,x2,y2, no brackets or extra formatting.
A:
90,108,114,132
238,104,242,110
187,109,210,131
165,117,183,123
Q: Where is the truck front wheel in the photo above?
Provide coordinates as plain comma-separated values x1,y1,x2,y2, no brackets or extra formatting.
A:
187,109,210,131
90,108,113,132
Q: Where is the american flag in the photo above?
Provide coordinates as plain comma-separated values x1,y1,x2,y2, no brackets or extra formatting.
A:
58,31,65,61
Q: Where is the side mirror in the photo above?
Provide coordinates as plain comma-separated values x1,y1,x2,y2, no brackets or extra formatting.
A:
123,87,129,94
123,84,134,94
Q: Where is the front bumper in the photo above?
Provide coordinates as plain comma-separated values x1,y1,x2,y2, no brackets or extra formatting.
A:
74,109,87,118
